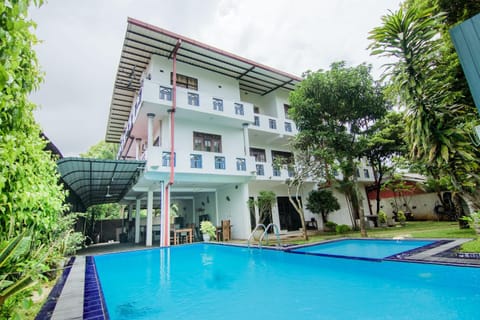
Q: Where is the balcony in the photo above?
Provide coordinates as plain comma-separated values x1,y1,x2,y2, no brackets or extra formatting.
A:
145,147,255,178
253,162,295,180
250,113,297,136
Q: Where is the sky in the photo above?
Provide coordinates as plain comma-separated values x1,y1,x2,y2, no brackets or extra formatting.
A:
30,0,402,157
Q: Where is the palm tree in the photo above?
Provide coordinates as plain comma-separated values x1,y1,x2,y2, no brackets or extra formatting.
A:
368,6,480,209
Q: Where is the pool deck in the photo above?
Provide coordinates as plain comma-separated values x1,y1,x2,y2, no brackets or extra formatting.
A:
45,239,480,319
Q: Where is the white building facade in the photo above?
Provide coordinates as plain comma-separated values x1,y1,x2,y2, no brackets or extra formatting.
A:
106,19,374,246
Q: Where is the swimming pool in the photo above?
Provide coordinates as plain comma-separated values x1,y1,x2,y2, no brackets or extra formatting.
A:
289,239,436,260
94,244,479,320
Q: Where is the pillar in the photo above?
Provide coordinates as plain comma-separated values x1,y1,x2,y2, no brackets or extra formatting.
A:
135,138,142,160
146,190,153,246
242,123,250,156
147,113,155,149
135,198,141,244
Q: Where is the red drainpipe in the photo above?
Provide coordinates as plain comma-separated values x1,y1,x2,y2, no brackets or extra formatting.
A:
163,39,181,247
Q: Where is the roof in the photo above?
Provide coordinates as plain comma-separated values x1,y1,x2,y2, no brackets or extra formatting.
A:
57,158,145,208
106,17,302,143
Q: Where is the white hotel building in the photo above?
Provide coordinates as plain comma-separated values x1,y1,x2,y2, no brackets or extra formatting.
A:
105,18,374,246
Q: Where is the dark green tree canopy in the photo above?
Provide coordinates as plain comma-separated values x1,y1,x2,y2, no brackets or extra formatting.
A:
306,189,340,223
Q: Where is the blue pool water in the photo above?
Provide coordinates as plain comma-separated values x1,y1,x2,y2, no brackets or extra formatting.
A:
289,239,435,259
94,244,480,320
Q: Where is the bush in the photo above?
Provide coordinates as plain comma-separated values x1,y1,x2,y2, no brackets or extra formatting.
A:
397,210,406,224
378,210,387,224
335,224,351,234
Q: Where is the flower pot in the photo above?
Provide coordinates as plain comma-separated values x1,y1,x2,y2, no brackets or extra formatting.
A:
202,233,210,242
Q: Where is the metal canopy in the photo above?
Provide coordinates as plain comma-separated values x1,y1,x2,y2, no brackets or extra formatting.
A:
106,17,302,143
57,157,145,209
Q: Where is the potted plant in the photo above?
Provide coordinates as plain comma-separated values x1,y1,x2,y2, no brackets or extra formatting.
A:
378,210,387,227
397,210,406,226
200,220,216,241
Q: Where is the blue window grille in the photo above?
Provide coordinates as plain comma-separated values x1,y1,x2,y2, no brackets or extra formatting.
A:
269,119,277,129
236,158,246,171
288,167,294,177
188,92,200,106
215,156,226,169
162,152,176,167
363,169,370,178
254,116,260,126
273,165,281,176
160,86,172,101
256,164,264,176
234,103,244,115
213,98,224,111
190,154,202,168
284,122,292,132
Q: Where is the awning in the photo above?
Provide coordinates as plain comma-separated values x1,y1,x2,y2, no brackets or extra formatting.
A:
105,17,302,143
57,157,145,209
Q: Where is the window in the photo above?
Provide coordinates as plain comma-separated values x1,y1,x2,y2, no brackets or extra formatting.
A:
193,132,222,152
363,169,370,178
256,164,264,176
250,148,266,162
215,156,226,169
190,154,202,168
171,73,198,90
284,122,292,132
213,98,223,111
162,152,176,167
234,103,244,115
273,165,281,176
160,86,172,101
269,119,277,129
284,104,291,119
288,167,295,177
236,158,246,171
254,106,260,114
253,116,260,126
188,92,200,106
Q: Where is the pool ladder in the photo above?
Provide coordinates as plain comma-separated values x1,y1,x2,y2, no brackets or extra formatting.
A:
247,223,281,248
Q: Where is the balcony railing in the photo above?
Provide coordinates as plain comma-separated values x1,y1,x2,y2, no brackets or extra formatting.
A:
250,113,297,135
145,147,255,176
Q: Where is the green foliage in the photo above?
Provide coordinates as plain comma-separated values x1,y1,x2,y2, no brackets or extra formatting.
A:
249,191,276,225
0,1,82,314
335,224,351,234
369,5,480,203
397,210,407,224
290,61,389,237
378,210,388,224
460,211,480,232
80,140,119,160
200,221,216,239
324,221,337,231
306,189,340,223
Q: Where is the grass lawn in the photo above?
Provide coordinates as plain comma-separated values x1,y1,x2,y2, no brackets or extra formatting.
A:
288,221,479,252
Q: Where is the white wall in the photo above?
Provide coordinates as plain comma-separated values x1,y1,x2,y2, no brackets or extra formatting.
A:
217,183,250,239
149,55,241,101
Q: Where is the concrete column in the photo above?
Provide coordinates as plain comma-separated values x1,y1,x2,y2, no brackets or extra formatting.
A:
160,181,169,247
146,190,153,246
242,123,250,156
135,138,142,160
135,198,141,244
147,113,155,149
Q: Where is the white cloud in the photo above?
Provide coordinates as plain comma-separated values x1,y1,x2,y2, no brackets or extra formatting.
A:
30,0,401,156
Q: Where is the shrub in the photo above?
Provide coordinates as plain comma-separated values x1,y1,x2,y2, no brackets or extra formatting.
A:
335,224,351,234
325,221,337,229
397,210,406,224
378,210,387,224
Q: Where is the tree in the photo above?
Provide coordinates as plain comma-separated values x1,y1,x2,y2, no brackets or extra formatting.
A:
0,0,74,315
289,62,389,237
80,140,119,159
306,189,340,225
249,191,276,226
369,6,480,213
361,111,407,214
80,141,122,243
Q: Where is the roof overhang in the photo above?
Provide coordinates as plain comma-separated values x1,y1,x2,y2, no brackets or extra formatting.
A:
57,157,145,209
105,17,302,143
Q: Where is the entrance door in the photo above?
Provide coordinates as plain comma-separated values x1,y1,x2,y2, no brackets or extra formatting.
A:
277,197,302,231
